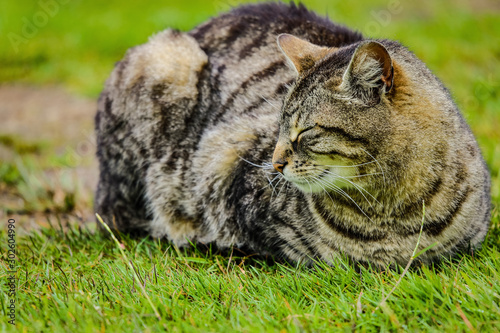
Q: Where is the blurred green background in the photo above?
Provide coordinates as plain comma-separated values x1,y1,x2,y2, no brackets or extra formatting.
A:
0,0,499,216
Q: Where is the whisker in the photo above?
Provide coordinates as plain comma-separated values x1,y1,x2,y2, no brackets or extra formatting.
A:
319,169,379,205
304,178,313,193
339,172,384,179
260,95,278,110
360,148,386,185
261,173,281,193
276,179,288,198
271,175,284,201
238,155,274,169
310,177,337,204
321,160,377,168
311,175,374,222
320,172,376,207
310,175,346,201
262,171,281,176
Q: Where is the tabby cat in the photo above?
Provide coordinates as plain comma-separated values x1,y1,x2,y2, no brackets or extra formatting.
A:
95,2,491,267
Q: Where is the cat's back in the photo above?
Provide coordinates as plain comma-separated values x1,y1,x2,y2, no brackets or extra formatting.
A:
190,2,362,54
185,2,364,126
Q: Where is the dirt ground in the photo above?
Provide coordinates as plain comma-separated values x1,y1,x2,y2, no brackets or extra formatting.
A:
0,85,99,231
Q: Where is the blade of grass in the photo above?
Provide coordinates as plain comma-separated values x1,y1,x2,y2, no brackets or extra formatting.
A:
372,201,427,314
96,213,161,321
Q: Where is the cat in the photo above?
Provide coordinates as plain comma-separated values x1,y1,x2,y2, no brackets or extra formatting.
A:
94,2,491,267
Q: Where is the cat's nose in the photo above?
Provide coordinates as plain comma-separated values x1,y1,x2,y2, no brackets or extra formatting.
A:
273,160,287,173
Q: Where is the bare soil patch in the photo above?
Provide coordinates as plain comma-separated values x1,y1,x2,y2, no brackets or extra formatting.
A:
0,85,99,231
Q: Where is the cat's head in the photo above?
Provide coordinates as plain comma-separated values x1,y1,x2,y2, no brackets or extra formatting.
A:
273,34,396,194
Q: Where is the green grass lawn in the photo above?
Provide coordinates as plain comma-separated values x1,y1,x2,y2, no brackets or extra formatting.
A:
5,216,500,332
1,0,499,331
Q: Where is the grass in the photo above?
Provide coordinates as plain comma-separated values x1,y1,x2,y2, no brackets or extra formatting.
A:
1,0,500,331
1,212,499,332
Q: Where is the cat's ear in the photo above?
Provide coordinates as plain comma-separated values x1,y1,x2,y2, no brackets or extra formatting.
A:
337,41,394,103
277,34,334,75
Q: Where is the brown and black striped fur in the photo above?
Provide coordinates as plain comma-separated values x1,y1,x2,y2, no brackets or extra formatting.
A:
94,2,491,267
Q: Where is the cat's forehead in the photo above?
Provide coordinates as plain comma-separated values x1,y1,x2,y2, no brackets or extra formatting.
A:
282,52,356,112
282,87,347,123
279,46,365,131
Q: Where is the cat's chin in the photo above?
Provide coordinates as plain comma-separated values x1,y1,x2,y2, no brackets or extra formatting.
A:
291,181,325,193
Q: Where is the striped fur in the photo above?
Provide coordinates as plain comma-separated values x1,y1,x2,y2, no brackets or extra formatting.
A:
95,2,491,267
